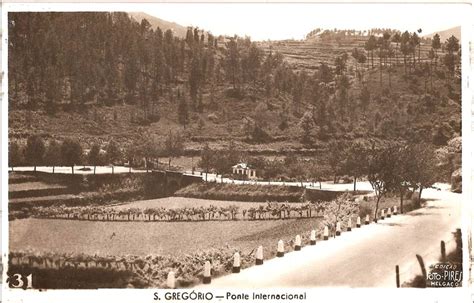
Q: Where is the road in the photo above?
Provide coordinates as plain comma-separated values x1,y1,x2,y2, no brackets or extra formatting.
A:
9,166,147,175
10,167,374,193
185,171,377,192
200,183,461,288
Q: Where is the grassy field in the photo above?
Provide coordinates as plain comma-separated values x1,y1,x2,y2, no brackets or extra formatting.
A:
10,217,322,260
9,181,66,192
110,196,306,210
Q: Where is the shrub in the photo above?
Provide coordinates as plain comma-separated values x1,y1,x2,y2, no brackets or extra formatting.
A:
359,203,372,219
175,183,342,203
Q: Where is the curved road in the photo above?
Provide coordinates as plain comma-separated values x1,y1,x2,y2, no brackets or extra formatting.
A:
200,184,461,288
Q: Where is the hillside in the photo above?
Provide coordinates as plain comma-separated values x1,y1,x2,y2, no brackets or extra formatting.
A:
128,12,187,38
8,12,461,166
424,26,461,42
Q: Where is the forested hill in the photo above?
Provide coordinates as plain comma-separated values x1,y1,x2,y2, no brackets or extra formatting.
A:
128,12,188,38
8,12,461,154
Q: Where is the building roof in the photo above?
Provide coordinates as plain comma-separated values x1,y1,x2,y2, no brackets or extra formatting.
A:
232,163,254,169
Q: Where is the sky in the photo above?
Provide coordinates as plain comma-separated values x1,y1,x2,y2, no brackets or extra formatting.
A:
142,3,467,40
6,2,468,41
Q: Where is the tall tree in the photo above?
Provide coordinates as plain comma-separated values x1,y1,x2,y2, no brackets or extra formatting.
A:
164,130,184,170
359,85,371,109
392,32,401,66
199,143,214,182
431,33,441,70
400,31,412,75
61,138,83,175
177,91,189,129
299,110,315,144
366,144,397,221
9,142,23,171
106,140,122,174
409,144,438,200
25,135,46,172
410,32,420,69
319,63,333,84
343,142,368,191
88,143,102,175
224,37,240,90
364,35,377,68
44,139,62,173
327,141,346,183
444,35,460,80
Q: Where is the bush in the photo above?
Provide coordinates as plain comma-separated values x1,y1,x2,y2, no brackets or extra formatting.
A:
175,183,342,203
359,203,372,219
339,175,353,184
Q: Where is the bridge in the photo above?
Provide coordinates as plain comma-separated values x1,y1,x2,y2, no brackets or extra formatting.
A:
152,170,202,194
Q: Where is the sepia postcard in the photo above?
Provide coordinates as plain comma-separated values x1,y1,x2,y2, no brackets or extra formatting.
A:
1,1,472,303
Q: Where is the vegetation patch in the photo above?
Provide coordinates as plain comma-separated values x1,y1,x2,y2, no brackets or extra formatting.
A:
175,182,342,202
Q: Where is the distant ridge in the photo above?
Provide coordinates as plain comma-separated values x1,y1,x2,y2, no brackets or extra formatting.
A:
423,26,461,42
129,12,187,38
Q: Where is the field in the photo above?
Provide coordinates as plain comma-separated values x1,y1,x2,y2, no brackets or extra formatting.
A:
175,182,343,202
110,196,303,210
9,181,70,200
10,217,322,260
9,181,66,192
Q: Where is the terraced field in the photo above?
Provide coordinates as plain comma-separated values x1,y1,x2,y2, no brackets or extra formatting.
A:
258,39,434,74
9,181,71,200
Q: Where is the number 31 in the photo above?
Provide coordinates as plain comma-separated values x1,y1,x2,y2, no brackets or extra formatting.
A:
7,273,33,289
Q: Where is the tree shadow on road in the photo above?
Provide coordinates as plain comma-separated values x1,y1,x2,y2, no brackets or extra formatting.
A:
378,222,404,227
406,212,432,217
425,205,446,210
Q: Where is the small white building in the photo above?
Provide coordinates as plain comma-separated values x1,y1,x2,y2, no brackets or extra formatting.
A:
232,163,257,179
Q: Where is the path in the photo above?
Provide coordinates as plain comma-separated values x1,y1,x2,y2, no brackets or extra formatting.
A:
200,184,461,288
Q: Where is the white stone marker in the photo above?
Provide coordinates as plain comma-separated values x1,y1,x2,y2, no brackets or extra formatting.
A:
255,246,264,265
203,261,212,284
277,240,285,257
323,226,329,240
294,235,302,251
310,230,317,245
167,271,176,289
232,252,241,273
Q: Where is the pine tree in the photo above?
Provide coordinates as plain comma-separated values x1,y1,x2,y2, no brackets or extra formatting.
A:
177,92,189,129
44,139,61,173
299,111,315,144
106,140,122,174
25,135,46,172
61,138,83,175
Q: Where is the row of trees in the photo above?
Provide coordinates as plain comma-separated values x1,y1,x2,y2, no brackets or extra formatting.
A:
362,31,460,85
31,201,325,222
9,131,187,174
328,141,439,218
9,136,83,174
8,13,296,122
197,139,441,221
293,31,460,145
